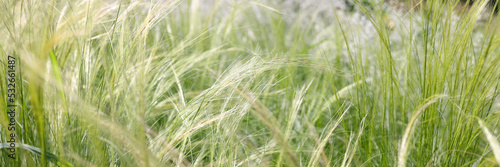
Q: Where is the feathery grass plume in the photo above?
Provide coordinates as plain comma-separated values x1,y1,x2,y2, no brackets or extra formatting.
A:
1,0,500,166
477,118,500,165
397,94,447,167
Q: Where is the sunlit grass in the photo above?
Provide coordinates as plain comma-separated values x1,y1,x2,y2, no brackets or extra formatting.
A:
1,0,500,166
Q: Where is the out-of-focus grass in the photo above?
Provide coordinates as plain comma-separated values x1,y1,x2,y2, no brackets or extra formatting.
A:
0,0,499,166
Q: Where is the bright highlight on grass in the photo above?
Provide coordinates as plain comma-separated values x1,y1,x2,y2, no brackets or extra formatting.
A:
1,0,500,166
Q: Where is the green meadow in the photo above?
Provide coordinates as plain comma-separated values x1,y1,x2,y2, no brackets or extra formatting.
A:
1,0,500,166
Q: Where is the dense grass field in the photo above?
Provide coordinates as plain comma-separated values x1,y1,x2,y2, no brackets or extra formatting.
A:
1,0,500,166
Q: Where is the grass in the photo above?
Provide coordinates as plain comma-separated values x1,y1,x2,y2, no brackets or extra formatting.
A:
1,0,500,166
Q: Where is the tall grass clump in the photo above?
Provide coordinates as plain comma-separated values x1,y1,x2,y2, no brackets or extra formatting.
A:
0,0,500,166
